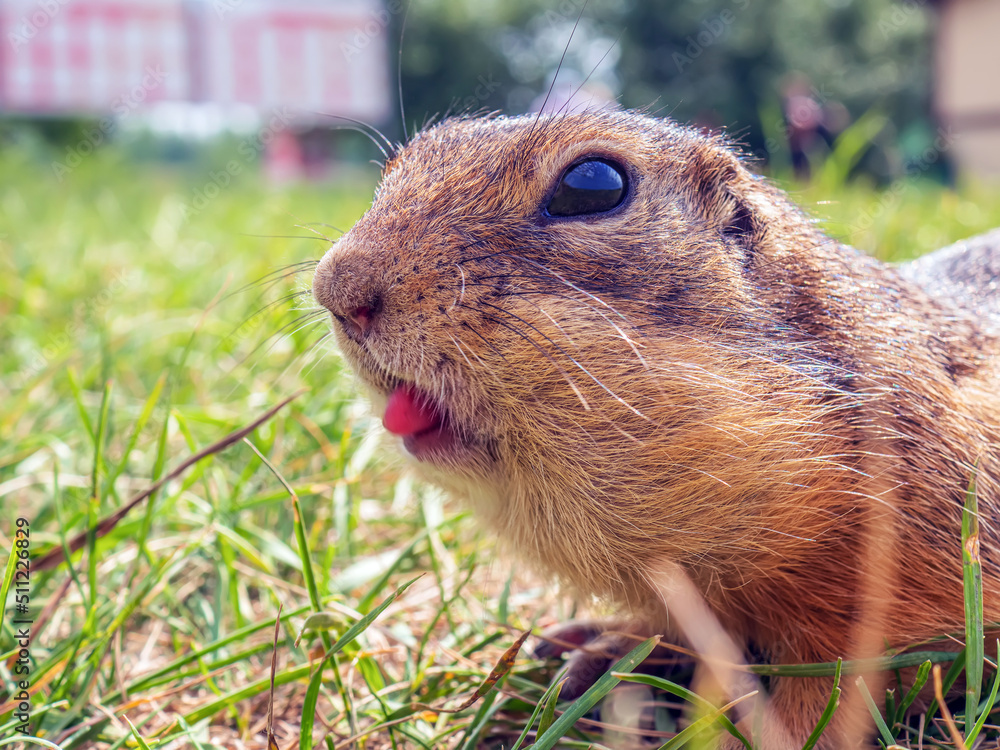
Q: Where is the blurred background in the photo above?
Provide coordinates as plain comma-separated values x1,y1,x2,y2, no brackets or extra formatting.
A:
1,0,999,183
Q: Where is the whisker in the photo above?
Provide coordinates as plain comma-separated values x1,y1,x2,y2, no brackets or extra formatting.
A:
229,309,328,370
554,27,624,117
283,310,330,340
473,308,590,411
297,221,348,237
397,0,413,143
477,298,679,423
455,246,521,266
300,328,337,373
529,0,590,135
448,333,478,370
462,268,640,328
524,285,654,372
220,313,330,401
238,233,332,242
251,290,319,320
314,112,394,161
518,257,632,323
275,320,337,383
456,318,510,368
226,261,320,299
444,331,509,401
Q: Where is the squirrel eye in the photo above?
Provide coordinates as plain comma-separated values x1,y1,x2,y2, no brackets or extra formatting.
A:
546,158,628,217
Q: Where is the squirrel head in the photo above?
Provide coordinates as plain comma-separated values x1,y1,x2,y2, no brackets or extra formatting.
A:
312,110,839,597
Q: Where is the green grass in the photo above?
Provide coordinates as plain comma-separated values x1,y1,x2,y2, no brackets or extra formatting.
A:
2,141,1000,749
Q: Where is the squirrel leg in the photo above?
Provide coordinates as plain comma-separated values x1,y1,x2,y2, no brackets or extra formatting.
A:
534,618,684,700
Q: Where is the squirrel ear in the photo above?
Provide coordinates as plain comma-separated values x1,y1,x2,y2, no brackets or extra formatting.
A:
683,141,763,265
721,193,761,265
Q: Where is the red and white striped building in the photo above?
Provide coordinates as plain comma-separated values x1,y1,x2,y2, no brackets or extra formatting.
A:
0,0,392,125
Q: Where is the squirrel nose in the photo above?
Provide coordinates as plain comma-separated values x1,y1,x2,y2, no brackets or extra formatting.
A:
340,302,379,342
313,235,388,343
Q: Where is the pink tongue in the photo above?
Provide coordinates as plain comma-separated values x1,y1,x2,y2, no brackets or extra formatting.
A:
383,385,441,436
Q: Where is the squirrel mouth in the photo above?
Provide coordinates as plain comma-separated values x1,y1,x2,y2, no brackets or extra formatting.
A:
382,384,456,460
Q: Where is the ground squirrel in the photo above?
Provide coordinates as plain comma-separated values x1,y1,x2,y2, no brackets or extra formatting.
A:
312,110,1000,748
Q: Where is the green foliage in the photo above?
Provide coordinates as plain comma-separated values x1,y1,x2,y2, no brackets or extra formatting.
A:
398,0,935,177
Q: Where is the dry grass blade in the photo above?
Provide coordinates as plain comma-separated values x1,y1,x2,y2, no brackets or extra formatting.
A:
426,629,532,713
34,390,304,572
933,664,968,750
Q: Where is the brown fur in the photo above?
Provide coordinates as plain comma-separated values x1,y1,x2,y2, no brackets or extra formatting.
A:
312,110,1000,747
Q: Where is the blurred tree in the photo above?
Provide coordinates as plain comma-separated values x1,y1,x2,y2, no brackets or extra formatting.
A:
396,0,935,179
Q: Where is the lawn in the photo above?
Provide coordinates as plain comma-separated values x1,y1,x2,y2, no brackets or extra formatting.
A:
2,138,1000,749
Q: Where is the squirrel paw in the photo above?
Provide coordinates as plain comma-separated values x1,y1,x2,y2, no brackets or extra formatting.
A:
534,619,678,700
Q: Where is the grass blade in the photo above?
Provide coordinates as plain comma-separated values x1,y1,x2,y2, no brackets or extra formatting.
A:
656,691,758,750
507,673,563,750
801,658,842,750
33,391,303,572
613,672,751,748
0,538,20,637
299,661,325,750
747,650,960,678
182,663,315,724
321,575,422,660
855,675,895,747
964,640,1000,747
107,373,166,488
924,646,968,721
457,673,510,750
966,676,1000,746
536,679,563,738
896,659,931,724
962,467,984,733
123,717,153,750
531,636,660,750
